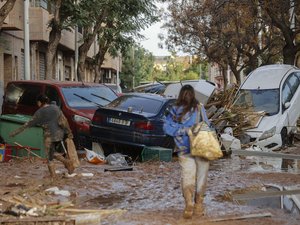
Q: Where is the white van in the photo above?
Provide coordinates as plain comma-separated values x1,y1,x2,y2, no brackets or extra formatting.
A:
233,64,300,151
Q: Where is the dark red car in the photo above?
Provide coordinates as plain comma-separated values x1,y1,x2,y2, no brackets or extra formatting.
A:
2,80,118,149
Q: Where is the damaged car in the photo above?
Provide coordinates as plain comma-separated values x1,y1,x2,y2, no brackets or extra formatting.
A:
90,93,175,152
232,64,300,151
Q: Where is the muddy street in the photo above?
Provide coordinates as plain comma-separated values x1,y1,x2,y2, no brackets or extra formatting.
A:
0,145,300,225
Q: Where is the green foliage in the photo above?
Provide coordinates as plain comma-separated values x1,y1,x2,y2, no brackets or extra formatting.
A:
151,56,208,83
120,44,155,89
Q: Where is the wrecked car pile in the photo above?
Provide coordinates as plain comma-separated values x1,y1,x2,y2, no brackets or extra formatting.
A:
206,64,300,152
205,85,267,150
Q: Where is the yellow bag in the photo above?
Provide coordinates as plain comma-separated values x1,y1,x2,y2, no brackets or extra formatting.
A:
188,105,223,160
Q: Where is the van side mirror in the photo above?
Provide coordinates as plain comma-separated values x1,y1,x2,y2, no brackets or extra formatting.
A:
284,102,291,110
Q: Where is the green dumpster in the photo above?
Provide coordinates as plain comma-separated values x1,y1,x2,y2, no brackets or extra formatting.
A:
0,114,46,158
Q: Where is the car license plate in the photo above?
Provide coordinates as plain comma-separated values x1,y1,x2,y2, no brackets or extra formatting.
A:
108,118,131,126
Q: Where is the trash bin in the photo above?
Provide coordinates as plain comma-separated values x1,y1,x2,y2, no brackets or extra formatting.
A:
0,114,45,158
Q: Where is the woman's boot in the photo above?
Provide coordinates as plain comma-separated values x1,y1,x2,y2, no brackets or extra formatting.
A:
194,193,205,216
183,186,194,219
54,153,75,174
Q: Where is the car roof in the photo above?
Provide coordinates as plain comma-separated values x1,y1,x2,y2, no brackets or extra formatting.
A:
123,92,171,101
241,64,300,89
7,80,106,88
134,82,164,90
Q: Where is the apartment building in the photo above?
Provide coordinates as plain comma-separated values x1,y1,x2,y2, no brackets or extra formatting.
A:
0,0,120,88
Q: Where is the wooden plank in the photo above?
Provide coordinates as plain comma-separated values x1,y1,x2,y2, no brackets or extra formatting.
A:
232,149,300,160
59,208,126,216
233,189,300,201
0,216,75,223
208,212,272,222
14,142,42,159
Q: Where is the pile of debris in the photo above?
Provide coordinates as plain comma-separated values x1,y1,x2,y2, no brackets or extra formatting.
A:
205,85,266,149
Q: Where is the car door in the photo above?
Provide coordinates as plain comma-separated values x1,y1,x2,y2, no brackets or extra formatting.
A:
282,72,300,130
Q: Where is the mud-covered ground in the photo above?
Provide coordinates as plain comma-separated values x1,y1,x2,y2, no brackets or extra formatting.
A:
0,144,300,225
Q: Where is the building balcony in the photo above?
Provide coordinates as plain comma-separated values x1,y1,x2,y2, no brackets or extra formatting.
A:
1,1,24,30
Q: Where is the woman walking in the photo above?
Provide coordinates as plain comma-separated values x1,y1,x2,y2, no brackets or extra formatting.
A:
163,85,210,219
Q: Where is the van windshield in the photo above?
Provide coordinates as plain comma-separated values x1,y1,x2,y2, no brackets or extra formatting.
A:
233,89,279,116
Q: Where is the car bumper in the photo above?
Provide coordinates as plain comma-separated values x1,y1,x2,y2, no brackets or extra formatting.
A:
90,125,168,147
248,133,282,151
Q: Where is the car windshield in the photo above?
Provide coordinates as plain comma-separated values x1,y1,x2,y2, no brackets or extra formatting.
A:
61,86,117,108
233,89,280,116
104,84,122,94
107,95,164,114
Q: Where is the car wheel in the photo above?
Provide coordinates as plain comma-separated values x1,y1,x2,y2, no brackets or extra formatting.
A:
280,128,288,147
288,133,295,146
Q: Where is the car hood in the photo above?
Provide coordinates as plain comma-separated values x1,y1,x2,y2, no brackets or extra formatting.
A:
245,113,280,136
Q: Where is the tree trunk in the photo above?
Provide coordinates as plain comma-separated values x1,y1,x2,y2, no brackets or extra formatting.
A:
229,64,241,85
283,44,297,65
93,48,107,82
45,0,62,79
221,66,227,91
77,11,107,81
78,28,99,81
46,28,62,79
0,0,16,30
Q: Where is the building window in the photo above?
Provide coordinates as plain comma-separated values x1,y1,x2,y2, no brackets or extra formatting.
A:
30,0,48,10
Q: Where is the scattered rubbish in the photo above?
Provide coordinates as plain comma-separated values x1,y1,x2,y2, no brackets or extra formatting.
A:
65,173,77,178
106,153,128,166
81,173,94,177
4,204,45,217
59,208,126,216
14,175,21,179
104,166,133,172
92,142,105,156
68,213,101,225
221,133,241,151
45,187,71,197
159,165,165,169
65,138,81,167
85,148,106,164
208,212,273,222
14,142,42,159
0,144,12,162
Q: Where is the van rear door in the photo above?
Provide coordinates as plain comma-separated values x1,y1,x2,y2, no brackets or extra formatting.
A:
2,83,42,115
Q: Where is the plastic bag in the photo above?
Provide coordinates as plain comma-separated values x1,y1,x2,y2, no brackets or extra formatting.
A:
84,148,106,164
106,153,129,166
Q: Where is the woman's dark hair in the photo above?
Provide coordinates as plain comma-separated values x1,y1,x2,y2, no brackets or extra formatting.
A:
175,84,198,120
36,94,49,105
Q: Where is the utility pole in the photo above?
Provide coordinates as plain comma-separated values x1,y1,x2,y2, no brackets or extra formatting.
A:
74,26,78,81
132,46,135,88
257,1,262,66
116,53,120,86
24,0,30,80
290,0,296,65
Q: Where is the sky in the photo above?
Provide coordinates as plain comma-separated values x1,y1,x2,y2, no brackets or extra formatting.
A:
139,2,171,57
139,21,171,57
